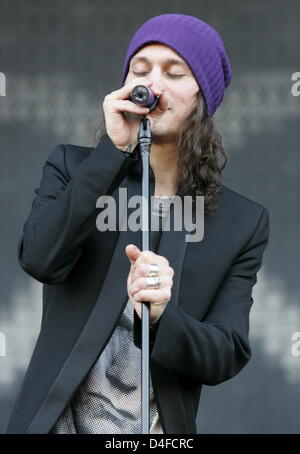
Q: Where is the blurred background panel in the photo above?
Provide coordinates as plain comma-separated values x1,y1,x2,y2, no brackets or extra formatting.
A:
0,0,299,434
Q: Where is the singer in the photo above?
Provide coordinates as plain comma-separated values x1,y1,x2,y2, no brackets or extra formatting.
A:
6,14,270,434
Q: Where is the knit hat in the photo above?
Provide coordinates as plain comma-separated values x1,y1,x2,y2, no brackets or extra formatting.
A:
121,13,232,116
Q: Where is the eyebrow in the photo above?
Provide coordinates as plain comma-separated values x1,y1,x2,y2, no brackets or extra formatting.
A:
131,56,187,68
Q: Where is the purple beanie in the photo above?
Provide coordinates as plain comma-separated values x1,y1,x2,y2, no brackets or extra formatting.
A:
121,14,232,116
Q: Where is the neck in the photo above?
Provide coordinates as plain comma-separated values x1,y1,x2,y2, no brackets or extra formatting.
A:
150,141,179,197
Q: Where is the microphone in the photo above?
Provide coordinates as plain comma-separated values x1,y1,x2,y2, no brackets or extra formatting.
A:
130,85,159,112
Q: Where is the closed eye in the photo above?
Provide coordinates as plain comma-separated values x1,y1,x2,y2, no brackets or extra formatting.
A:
132,71,185,78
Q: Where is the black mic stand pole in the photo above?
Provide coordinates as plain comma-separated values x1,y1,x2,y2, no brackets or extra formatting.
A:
137,115,152,434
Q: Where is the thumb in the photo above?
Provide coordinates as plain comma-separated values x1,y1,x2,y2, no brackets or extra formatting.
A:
125,244,141,265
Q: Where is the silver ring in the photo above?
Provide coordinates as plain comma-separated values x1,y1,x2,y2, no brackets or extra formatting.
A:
146,276,161,289
148,264,160,277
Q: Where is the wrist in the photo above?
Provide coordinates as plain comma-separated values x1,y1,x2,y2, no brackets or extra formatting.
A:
118,142,138,153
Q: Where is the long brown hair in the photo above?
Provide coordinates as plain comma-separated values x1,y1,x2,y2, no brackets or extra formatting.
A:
93,91,227,215
175,91,227,214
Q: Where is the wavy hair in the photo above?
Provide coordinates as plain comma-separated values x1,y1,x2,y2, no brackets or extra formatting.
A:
175,91,227,215
93,91,227,215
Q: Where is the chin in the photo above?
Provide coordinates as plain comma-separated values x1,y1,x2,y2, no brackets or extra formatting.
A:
151,128,177,144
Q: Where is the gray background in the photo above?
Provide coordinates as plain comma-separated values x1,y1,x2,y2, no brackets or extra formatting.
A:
0,0,299,434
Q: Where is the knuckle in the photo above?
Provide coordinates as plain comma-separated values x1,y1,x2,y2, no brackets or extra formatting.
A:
167,266,174,276
142,251,152,261
166,276,173,286
133,291,139,301
138,290,145,300
155,254,167,266
132,278,142,292
161,256,169,266
139,277,146,289
136,263,145,275
141,263,148,275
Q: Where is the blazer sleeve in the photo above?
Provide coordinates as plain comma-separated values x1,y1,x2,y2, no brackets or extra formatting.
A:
135,207,270,386
17,134,138,284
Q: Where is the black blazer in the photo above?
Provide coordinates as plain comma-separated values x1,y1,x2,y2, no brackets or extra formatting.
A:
6,133,270,434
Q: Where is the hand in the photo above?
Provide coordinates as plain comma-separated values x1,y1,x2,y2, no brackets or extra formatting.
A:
125,244,174,323
102,78,169,151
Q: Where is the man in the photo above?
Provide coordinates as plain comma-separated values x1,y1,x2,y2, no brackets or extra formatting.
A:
6,14,270,434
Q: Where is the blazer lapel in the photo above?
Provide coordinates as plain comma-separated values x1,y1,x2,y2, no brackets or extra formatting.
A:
156,203,188,308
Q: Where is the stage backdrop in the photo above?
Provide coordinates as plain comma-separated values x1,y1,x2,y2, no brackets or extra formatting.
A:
0,0,299,434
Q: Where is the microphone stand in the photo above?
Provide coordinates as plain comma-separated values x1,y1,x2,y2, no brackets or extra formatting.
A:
137,115,152,434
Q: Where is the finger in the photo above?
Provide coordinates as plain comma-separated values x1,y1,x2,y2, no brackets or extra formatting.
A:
107,99,150,116
131,262,173,282
130,275,173,296
135,251,169,267
125,244,141,265
129,298,142,319
133,287,172,304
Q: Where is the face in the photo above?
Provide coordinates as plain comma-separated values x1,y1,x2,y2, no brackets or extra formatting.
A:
125,43,199,144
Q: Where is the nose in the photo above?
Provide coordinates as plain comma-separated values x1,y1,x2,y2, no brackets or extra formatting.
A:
148,67,166,94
